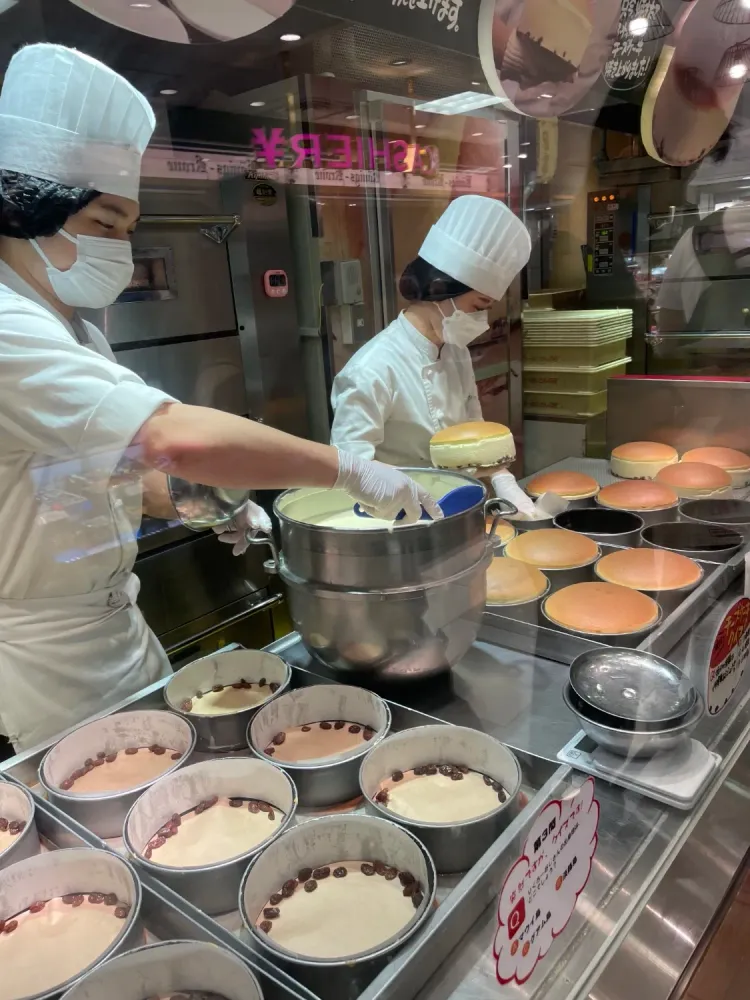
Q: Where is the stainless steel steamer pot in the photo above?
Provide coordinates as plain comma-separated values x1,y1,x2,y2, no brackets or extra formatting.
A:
273,469,511,589
272,471,511,680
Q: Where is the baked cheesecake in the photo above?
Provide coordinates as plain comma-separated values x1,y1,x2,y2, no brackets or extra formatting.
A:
486,556,549,605
545,581,660,635
597,479,678,512
655,461,732,499
595,548,702,593
505,528,599,570
610,441,679,480
526,470,599,501
682,446,750,488
430,421,515,470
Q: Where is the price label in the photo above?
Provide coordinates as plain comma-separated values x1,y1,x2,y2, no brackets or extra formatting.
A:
494,778,599,987
707,597,750,716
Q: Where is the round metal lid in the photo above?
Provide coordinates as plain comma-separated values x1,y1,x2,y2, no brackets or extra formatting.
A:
569,648,697,725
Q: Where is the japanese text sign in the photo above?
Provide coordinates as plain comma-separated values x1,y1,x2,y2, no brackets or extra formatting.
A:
707,597,750,716
495,778,599,986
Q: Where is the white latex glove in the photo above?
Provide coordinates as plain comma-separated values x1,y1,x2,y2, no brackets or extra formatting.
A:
335,450,443,524
213,500,273,557
491,470,537,518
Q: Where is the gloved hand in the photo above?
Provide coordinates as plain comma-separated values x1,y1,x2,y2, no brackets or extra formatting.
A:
213,500,273,557
335,450,443,523
491,470,537,518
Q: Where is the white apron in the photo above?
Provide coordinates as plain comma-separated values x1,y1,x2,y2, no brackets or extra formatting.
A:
0,262,172,752
0,575,168,751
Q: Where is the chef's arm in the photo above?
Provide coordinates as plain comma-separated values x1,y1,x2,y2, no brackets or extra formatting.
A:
135,403,339,490
140,468,179,519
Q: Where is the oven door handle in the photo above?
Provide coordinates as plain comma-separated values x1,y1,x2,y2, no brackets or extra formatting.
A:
164,592,284,659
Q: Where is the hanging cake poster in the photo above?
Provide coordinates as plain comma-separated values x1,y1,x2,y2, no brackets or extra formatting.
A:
478,0,622,117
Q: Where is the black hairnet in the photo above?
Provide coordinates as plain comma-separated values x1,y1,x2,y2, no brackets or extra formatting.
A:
399,255,473,303
0,170,100,240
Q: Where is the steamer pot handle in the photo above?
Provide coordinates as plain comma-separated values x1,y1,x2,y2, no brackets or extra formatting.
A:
248,534,281,575
485,498,517,540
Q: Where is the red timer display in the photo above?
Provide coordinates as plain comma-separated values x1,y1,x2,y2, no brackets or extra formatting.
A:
263,269,289,298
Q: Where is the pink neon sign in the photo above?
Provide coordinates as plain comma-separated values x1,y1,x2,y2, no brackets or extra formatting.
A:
250,128,440,176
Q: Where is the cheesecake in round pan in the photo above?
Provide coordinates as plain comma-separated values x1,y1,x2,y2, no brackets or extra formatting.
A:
486,556,548,605
429,421,515,470
596,548,702,593
682,446,750,488
504,528,599,570
597,479,678,512
610,441,678,480
544,582,660,636
526,470,599,501
485,514,516,548
655,462,731,499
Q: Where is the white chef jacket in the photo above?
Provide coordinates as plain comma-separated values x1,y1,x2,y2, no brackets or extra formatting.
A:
0,259,174,750
331,313,482,467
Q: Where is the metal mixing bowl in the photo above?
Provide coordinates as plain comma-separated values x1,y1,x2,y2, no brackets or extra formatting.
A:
569,647,697,728
563,684,704,758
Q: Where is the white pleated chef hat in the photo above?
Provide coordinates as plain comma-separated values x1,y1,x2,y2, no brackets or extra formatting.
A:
419,195,532,300
0,44,155,201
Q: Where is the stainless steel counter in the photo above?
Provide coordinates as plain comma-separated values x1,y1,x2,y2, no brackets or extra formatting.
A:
272,613,750,1000
2,617,749,1000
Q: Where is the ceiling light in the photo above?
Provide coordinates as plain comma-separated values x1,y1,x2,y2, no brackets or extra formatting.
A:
280,33,301,42
504,164,512,169
518,153,528,158
729,62,748,79
472,131,483,137
415,92,507,115
345,114,359,120
160,89,177,95
130,2,152,7
250,101,265,107
390,57,410,67
415,124,427,129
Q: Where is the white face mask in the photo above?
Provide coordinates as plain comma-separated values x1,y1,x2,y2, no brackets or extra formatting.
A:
31,229,134,309
439,300,489,348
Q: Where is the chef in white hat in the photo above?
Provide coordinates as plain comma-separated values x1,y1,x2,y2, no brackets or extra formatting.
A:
331,196,531,469
0,44,438,753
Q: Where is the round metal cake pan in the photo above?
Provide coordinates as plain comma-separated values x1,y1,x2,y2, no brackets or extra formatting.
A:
248,685,391,807
123,756,297,916
359,725,522,874
39,711,196,839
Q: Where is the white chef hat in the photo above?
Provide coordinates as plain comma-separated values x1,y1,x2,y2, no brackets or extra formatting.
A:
419,196,532,300
0,44,155,201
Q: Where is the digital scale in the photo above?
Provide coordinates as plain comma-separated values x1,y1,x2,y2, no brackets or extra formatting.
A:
558,733,721,810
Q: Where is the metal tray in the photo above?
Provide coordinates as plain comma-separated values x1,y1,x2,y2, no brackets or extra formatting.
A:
6,782,319,1000
1,652,567,1000
485,533,743,668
